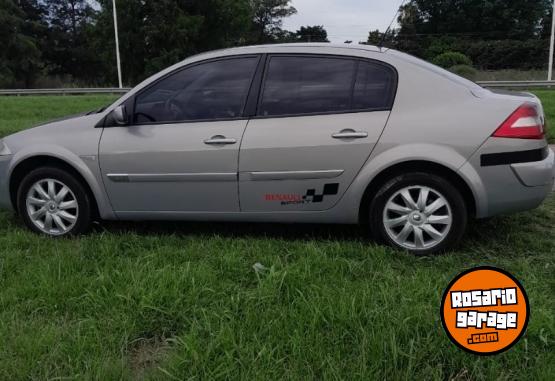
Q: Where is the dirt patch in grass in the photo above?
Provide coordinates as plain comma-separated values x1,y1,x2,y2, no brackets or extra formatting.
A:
128,337,171,380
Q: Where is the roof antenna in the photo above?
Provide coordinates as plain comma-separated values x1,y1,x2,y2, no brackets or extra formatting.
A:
378,0,408,50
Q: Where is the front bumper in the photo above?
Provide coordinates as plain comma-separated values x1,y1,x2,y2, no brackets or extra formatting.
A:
0,156,13,211
461,141,554,219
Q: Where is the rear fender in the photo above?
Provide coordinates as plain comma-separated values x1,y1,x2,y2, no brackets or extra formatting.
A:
336,143,485,219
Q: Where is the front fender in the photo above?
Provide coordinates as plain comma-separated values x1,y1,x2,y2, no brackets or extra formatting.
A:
7,144,116,220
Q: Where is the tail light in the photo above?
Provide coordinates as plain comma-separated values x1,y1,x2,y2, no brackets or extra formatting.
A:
493,103,545,140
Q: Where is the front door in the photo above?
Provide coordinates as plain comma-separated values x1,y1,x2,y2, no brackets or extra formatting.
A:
239,55,397,212
99,56,260,213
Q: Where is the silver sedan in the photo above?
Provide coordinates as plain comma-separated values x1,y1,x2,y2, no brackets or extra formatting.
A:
0,44,553,254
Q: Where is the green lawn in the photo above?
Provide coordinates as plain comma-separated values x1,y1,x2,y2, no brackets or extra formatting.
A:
0,95,118,138
475,69,547,82
532,90,555,143
0,95,553,380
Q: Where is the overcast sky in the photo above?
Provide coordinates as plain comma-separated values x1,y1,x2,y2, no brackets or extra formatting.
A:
282,0,400,43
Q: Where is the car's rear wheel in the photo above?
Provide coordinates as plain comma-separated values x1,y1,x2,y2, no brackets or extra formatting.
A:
369,172,467,255
17,167,92,237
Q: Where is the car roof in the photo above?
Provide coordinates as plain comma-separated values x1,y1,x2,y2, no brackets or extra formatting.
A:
228,43,382,52
192,43,384,60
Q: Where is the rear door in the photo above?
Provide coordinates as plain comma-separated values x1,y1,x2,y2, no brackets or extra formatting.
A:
239,55,397,212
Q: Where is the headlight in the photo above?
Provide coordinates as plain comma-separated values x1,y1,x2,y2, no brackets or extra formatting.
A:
0,140,11,156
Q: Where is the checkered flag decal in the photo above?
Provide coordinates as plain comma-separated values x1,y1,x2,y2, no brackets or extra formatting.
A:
303,183,340,203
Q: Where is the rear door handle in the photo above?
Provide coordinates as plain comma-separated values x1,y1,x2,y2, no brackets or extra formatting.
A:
332,129,368,139
204,135,237,145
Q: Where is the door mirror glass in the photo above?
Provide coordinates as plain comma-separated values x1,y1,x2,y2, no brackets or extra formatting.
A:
112,105,128,125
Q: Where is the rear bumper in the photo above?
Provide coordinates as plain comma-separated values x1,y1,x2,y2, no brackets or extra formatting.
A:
460,141,554,219
0,156,13,211
511,148,554,187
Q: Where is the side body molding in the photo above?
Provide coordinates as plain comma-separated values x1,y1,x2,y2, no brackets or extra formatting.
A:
107,173,237,183
240,170,344,181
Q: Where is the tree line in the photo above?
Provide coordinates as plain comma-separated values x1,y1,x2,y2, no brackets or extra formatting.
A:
369,0,553,71
1,0,329,88
1,0,553,89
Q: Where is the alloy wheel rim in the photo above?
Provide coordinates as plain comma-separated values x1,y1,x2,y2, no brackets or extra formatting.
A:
383,185,452,250
26,179,79,236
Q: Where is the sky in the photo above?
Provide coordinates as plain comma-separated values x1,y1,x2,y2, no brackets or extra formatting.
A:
282,0,401,43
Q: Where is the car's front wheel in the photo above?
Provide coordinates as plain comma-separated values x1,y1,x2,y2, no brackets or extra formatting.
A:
17,167,92,237
369,172,467,255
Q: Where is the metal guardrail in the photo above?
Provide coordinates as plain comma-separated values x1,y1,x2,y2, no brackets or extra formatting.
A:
0,81,554,96
476,80,555,88
0,88,131,95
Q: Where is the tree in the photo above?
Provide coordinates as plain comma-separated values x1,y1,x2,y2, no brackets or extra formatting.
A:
93,0,254,85
0,0,42,87
44,0,102,84
1,0,300,87
273,29,297,43
367,29,384,45
250,0,297,43
540,5,553,39
140,1,204,76
18,0,48,42
397,0,551,40
192,0,253,49
386,0,552,69
19,0,49,86
296,25,329,42
93,0,148,86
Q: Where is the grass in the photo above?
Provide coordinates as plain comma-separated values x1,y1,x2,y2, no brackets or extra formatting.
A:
533,90,555,143
0,95,553,380
0,95,118,138
475,70,547,82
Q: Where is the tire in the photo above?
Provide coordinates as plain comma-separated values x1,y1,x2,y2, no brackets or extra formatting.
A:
17,166,92,237
369,172,467,255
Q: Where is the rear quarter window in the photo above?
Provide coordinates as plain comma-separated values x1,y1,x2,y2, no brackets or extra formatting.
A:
353,61,396,110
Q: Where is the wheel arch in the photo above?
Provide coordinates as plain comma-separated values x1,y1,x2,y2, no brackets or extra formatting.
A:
358,160,477,224
9,155,101,218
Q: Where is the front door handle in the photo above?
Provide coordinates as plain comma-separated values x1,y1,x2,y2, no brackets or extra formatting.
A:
332,129,368,139
204,135,237,145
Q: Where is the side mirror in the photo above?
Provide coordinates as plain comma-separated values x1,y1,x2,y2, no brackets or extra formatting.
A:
112,105,128,126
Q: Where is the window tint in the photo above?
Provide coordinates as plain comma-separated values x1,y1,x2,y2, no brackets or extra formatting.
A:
134,57,258,123
259,56,356,117
353,61,395,110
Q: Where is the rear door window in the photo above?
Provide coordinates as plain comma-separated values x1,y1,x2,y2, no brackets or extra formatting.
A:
258,56,356,117
258,55,396,117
